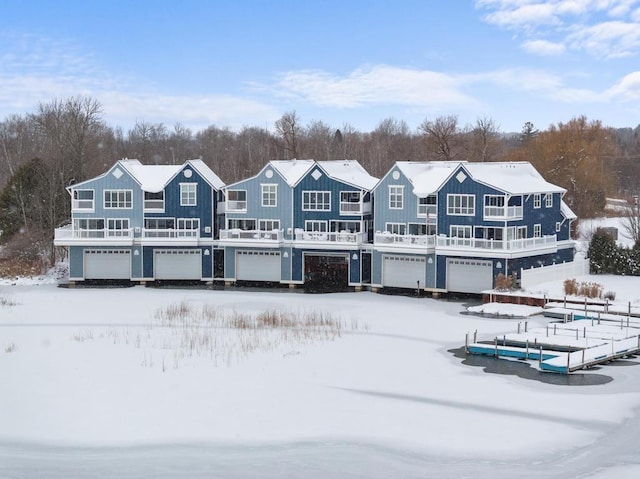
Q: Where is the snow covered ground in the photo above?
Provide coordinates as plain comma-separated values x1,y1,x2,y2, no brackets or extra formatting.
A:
2,268,640,478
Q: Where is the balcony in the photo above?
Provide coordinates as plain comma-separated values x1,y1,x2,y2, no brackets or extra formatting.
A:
339,201,372,215
374,232,435,250
54,225,134,246
294,229,366,246
225,200,247,213
140,228,200,245
218,229,283,244
436,234,557,257
483,205,523,220
72,199,95,211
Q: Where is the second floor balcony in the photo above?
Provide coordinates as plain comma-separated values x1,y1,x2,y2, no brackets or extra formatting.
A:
54,225,134,246
374,232,436,249
294,229,366,245
483,205,523,220
219,229,283,243
436,234,557,254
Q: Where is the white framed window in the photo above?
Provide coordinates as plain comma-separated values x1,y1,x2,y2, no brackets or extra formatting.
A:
340,191,361,213
389,186,404,209
556,221,562,232
259,219,280,231
450,225,472,238
74,218,104,238
144,191,164,210
447,194,475,216
227,218,256,230
385,223,406,235
180,183,197,206
106,218,130,237
302,191,331,211
534,224,542,237
104,190,132,209
546,194,553,208
533,194,541,208
418,195,436,216
145,218,175,229
227,190,247,212
261,184,277,207
177,218,199,230
73,190,94,210
305,220,328,232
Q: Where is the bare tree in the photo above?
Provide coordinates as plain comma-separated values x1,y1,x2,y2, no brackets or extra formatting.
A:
419,115,459,161
471,117,500,162
274,111,301,159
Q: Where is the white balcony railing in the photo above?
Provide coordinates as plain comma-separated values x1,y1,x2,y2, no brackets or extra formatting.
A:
339,201,372,215
417,205,437,217
72,199,95,210
436,234,556,251
483,205,523,220
219,229,283,241
54,225,133,240
374,232,436,247
295,230,366,244
226,200,247,212
142,229,199,238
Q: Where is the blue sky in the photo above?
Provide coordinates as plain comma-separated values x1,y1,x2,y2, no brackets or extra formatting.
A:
1,0,640,134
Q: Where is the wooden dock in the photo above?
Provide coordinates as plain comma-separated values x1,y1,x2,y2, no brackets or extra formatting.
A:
465,320,640,374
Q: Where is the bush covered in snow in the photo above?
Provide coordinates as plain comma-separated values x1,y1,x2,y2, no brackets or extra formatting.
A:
588,229,640,276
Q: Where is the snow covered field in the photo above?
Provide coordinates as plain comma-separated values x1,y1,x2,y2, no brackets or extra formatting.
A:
2,269,640,478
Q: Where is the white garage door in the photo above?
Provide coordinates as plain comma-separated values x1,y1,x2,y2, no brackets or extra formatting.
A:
85,249,131,280
446,258,493,293
236,251,281,282
382,255,426,289
154,249,202,280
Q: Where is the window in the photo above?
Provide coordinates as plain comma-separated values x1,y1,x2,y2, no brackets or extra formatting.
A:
305,220,328,232
74,218,104,238
385,223,406,235
259,219,280,231
177,218,199,237
303,191,331,211
389,186,404,209
546,194,553,208
107,218,130,237
227,190,247,211
447,194,475,215
340,191,361,213
144,191,164,210
418,195,436,216
556,222,562,232
73,190,94,210
485,195,505,207
450,225,472,238
145,218,175,230
261,184,277,207
180,183,197,206
227,218,256,230
104,190,132,209
533,194,541,208
534,224,542,237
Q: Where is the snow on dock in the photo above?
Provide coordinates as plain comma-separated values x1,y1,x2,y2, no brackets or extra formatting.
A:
466,319,640,374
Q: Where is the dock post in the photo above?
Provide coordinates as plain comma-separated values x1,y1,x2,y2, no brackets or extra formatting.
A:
582,349,585,366
554,324,557,335
525,340,529,360
539,347,543,369
576,329,579,340
465,333,469,353
525,321,528,333
474,330,477,343
605,298,609,313
567,351,570,372
518,322,521,334
598,312,601,325
584,327,586,338
546,325,549,337
584,297,587,318
621,317,624,330
534,337,537,347
494,337,498,358
503,335,506,346
570,312,574,322
564,296,566,309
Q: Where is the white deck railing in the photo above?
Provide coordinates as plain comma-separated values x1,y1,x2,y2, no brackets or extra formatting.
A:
374,232,436,247
142,229,199,238
483,205,523,220
54,226,133,240
294,230,366,244
437,234,556,251
219,229,283,241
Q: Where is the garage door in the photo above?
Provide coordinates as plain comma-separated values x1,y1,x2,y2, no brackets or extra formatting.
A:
446,258,493,293
236,251,281,281
154,249,202,280
382,255,426,289
85,249,131,280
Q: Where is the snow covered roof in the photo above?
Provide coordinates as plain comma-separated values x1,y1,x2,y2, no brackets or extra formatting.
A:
317,160,379,190
269,159,316,186
465,162,566,195
394,161,566,197
186,159,225,190
561,201,577,220
119,160,182,193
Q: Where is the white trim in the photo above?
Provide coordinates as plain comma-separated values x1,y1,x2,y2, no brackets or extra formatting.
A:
180,183,197,206
103,189,133,209
302,190,331,211
388,185,404,210
261,183,277,207
447,194,475,216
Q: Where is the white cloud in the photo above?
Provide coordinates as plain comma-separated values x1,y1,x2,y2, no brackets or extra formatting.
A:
604,70,640,100
566,20,640,58
522,39,567,55
264,65,478,110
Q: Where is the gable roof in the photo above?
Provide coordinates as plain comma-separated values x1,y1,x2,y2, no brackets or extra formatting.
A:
119,160,181,193
316,160,379,190
269,159,316,186
184,159,225,190
393,161,566,197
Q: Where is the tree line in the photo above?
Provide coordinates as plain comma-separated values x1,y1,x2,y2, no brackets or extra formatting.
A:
1,96,639,267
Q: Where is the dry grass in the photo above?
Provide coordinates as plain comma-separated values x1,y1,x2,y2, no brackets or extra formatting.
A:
494,273,514,291
74,301,365,371
0,295,19,307
563,278,606,299
5,342,17,353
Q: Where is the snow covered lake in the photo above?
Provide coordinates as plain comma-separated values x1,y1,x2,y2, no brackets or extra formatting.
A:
2,273,640,478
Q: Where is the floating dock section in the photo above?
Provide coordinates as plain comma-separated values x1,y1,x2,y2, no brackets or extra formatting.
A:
466,318,640,374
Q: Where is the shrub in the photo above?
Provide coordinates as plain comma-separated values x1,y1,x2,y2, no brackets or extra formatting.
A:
564,279,578,296
604,290,616,301
494,273,514,291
